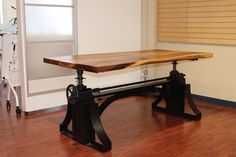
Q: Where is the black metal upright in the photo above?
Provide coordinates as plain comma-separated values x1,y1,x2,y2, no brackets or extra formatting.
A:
152,61,202,120
164,61,186,115
72,71,95,144
60,68,111,152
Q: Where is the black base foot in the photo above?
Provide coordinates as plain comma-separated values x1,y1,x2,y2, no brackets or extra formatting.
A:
6,100,11,109
182,113,201,121
60,129,110,152
185,84,202,121
152,84,201,121
16,106,22,115
60,129,73,138
152,105,201,121
87,142,111,152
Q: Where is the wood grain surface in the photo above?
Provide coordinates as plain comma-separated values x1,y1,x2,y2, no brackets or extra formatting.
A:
44,49,212,73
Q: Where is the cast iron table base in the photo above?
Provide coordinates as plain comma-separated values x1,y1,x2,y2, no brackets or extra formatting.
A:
59,61,201,152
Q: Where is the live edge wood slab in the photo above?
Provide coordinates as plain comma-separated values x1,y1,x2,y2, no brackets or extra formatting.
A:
43,49,212,73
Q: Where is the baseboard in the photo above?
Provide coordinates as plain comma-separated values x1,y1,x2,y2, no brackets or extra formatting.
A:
193,95,236,109
152,87,236,109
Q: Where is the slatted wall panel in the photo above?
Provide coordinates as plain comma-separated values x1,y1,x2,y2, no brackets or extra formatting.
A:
157,0,236,45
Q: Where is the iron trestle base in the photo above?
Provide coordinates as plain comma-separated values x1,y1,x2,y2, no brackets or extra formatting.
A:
59,63,202,152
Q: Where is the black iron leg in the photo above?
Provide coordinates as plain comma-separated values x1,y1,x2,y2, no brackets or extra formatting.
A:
99,95,122,115
61,68,111,152
160,69,186,116
152,94,163,109
152,72,185,115
183,84,201,120
98,92,137,115
89,101,112,152
60,101,73,136
60,84,79,138
152,86,164,110
72,88,111,152
152,61,201,121
72,89,95,145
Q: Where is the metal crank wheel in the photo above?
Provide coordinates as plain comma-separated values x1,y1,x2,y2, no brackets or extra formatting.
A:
66,84,79,104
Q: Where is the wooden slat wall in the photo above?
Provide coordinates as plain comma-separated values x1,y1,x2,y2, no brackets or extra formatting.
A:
157,0,236,45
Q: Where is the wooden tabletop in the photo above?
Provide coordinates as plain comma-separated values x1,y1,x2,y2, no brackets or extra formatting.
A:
44,49,212,73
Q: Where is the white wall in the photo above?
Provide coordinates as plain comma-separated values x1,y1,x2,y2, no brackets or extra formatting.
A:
16,0,142,112
0,0,3,23
77,0,142,88
0,0,17,33
142,0,236,102
77,0,141,53
156,42,236,102
2,0,16,24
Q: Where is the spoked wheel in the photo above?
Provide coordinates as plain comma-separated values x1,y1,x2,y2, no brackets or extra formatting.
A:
66,84,79,104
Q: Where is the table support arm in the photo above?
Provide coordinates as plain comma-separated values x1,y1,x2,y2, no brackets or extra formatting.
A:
152,62,201,121
89,101,112,152
61,69,112,152
59,101,72,135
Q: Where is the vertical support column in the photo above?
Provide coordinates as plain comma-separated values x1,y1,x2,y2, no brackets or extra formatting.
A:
72,68,95,144
61,68,112,152
152,61,202,120
76,68,86,90
163,61,186,116
72,68,112,151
